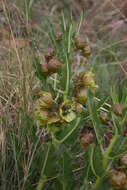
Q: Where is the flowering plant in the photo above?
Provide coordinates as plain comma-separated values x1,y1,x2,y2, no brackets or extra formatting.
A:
33,13,127,190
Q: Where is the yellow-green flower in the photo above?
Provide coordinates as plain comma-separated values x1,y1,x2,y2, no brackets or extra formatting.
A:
82,71,98,94
59,99,77,123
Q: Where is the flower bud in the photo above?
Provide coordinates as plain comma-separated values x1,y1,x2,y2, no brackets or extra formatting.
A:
100,111,109,124
104,131,113,147
39,91,53,109
112,104,124,117
45,48,54,62
109,170,127,189
47,57,62,74
55,32,62,41
75,36,87,49
123,130,127,137
41,64,49,76
80,131,94,149
76,88,88,105
120,154,127,166
82,45,91,58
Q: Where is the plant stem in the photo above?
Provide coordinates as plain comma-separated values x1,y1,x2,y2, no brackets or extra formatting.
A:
92,177,102,190
103,114,119,170
65,55,70,97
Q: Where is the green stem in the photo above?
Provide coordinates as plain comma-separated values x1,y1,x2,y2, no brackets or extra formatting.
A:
103,114,119,170
65,55,70,97
93,115,119,190
103,133,119,170
92,177,102,190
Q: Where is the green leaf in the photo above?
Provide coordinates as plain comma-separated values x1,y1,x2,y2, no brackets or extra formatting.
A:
79,179,89,190
88,91,104,153
92,178,111,190
110,136,127,157
81,147,94,182
58,147,75,190
56,118,81,145
92,146,104,177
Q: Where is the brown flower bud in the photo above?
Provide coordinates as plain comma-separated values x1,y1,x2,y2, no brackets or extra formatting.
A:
100,111,109,124
47,57,62,74
41,64,49,76
123,130,127,137
82,45,91,58
120,154,127,166
80,131,94,149
39,91,53,109
75,36,87,50
112,104,124,117
45,48,54,62
76,88,88,105
104,131,113,147
55,32,62,41
109,170,127,189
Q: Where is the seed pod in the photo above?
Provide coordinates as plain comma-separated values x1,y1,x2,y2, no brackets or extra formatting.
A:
47,57,62,74
120,154,127,166
75,36,87,50
35,109,50,125
55,32,62,41
112,104,124,117
82,45,91,58
109,170,127,189
41,64,49,76
80,131,94,149
76,88,88,105
39,91,53,109
45,48,54,62
100,111,109,124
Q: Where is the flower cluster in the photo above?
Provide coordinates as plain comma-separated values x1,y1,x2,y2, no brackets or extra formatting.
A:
35,91,83,126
